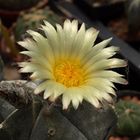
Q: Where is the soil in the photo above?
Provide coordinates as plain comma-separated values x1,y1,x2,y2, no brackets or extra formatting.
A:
109,136,129,140
107,16,140,43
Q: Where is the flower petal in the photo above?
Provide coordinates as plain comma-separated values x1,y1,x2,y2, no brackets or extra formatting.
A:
82,86,101,108
27,30,55,64
86,70,123,79
19,19,127,110
62,94,71,110
82,46,119,67
62,87,84,109
85,78,116,95
84,58,127,75
70,23,86,58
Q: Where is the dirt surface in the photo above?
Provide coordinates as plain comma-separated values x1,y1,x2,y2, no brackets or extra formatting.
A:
108,16,140,42
109,136,129,140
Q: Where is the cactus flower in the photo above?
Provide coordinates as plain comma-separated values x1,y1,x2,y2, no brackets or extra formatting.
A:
19,19,127,109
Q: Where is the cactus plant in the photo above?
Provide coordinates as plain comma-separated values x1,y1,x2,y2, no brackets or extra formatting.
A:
115,100,140,136
0,80,117,140
125,0,140,31
13,7,64,41
0,0,41,11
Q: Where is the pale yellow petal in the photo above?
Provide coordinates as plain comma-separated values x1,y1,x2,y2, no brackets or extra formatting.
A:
56,23,65,59
100,92,113,103
109,77,128,85
27,30,55,64
62,87,84,109
81,86,100,108
34,81,50,94
93,38,112,52
19,62,36,73
77,28,99,59
64,19,71,32
63,20,79,59
83,28,99,48
79,38,112,64
85,70,123,79
44,20,57,35
49,83,66,101
85,78,115,95
20,51,36,57
30,70,54,80
62,20,72,58
35,81,66,100
44,89,52,99
62,94,71,110
41,25,59,59
84,59,127,75
20,67,34,73
70,23,86,58
18,39,37,52
82,46,119,67
20,51,53,72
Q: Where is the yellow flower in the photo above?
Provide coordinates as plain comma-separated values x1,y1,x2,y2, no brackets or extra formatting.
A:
19,19,127,109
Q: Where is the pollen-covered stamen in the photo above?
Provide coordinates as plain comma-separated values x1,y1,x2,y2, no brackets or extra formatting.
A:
54,61,84,87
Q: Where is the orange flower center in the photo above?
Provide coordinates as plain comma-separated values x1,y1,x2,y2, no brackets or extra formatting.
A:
54,60,84,87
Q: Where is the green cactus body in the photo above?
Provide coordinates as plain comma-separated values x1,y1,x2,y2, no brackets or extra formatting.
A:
0,81,117,140
0,0,40,11
14,7,64,41
115,100,140,136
